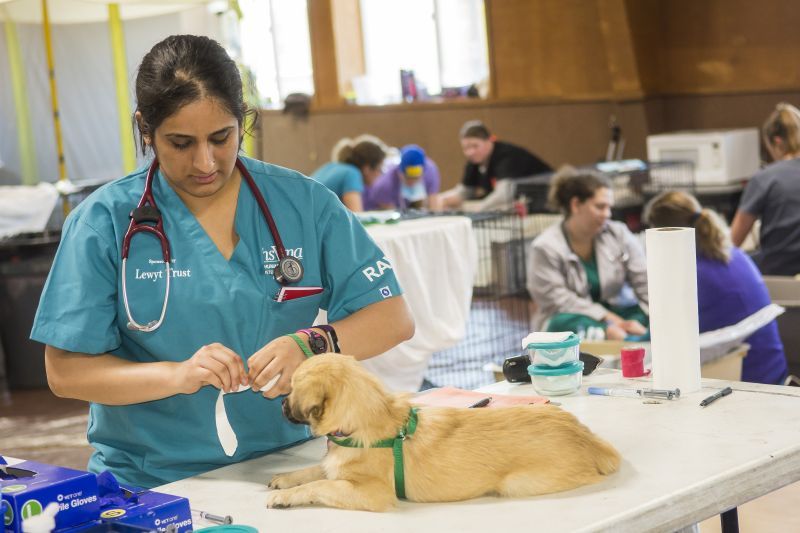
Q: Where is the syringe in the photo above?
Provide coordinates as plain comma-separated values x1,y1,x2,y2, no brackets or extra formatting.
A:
588,387,681,400
192,508,233,525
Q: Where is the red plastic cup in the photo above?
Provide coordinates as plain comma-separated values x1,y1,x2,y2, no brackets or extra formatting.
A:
620,347,646,377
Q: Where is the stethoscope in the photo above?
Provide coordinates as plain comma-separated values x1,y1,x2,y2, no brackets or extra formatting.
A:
121,157,304,332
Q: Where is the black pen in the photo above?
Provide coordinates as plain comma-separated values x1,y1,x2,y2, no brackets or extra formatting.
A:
468,397,492,408
699,386,733,407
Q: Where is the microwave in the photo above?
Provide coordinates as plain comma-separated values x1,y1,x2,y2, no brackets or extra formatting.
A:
646,129,760,185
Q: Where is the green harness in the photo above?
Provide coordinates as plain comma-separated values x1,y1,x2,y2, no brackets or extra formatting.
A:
326,407,419,499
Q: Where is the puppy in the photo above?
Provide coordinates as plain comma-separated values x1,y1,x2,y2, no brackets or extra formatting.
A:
266,354,620,511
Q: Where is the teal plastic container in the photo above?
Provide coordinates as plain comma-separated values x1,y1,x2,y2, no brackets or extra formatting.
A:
527,333,580,367
528,360,584,396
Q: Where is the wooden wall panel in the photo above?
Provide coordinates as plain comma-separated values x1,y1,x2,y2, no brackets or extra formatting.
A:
596,0,643,97
660,0,800,94
661,91,800,132
624,0,662,93
260,100,652,190
307,0,342,108
487,0,614,99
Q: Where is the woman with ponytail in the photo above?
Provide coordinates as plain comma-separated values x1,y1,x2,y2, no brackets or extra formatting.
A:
646,191,787,384
311,134,388,212
730,102,800,275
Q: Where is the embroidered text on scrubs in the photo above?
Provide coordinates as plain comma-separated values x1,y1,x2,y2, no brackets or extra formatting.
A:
134,268,192,281
362,257,393,282
262,245,303,275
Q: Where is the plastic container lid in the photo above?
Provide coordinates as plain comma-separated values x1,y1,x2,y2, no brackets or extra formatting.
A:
526,333,580,350
528,360,584,376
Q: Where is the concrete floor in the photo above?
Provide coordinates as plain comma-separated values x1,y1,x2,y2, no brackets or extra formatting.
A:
1,386,92,470
2,385,799,531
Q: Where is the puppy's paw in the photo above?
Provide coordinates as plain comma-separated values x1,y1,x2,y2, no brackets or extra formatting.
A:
266,489,297,509
268,473,297,490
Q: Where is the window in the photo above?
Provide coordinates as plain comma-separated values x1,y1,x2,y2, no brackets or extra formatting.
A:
239,0,314,107
357,0,489,105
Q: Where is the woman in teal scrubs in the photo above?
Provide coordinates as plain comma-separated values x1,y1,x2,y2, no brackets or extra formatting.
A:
30,35,414,489
311,135,387,212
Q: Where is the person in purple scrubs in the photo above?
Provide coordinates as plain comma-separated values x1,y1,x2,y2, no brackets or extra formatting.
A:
645,190,788,385
365,145,440,210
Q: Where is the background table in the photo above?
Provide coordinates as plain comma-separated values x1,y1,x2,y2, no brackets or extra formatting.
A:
160,369,800,533
358,216,477,391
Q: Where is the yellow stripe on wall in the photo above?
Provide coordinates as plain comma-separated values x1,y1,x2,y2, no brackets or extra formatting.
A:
108,3,136,173
4,15,39,185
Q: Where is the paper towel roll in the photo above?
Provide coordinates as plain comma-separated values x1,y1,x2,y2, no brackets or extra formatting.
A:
646,227,701,393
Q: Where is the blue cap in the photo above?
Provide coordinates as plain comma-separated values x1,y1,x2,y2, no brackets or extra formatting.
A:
400,145,426,174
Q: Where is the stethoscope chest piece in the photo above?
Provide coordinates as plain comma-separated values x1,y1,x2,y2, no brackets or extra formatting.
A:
274,255,304,285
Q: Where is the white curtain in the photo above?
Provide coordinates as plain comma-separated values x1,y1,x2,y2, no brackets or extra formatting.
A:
0,5,219,186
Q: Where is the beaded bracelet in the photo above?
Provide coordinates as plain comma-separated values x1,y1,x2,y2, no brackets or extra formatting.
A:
287,333,314,358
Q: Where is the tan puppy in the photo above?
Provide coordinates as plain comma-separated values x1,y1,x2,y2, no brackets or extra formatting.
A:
266,354,620,511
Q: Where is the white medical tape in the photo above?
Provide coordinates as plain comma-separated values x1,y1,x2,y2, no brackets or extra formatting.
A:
215,374,281,457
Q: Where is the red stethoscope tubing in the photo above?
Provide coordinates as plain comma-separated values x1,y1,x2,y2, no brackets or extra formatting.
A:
122,158,287,262
121,157,291,332
121,159,170,262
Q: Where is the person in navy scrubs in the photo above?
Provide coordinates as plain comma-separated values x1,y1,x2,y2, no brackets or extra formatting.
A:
31,35,414,488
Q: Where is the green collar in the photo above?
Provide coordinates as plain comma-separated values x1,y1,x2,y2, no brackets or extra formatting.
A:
327,407,419,499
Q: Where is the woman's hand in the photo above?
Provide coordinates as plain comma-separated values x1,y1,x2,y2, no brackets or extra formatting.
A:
604,311,625,325
621,320,647,336
605,324,627,341
175,343,247,395
247,336,308,399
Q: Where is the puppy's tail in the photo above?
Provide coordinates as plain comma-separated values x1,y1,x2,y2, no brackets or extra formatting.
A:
589,434,621,475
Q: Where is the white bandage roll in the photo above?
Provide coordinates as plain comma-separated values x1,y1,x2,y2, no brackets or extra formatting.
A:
215,374,281,457
646,227,701,393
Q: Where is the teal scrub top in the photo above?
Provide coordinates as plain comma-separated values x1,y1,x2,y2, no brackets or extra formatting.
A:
310,162,364,201
30,156,403,488
580,253,601,303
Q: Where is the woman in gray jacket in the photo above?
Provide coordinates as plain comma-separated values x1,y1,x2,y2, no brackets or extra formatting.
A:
527,166,649,340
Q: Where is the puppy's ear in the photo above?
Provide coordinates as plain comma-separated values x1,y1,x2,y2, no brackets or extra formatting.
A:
306,393,327,423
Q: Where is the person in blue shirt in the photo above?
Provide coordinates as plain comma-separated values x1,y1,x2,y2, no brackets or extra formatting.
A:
311,135,387,212
30,35,414,489
645,190,787,384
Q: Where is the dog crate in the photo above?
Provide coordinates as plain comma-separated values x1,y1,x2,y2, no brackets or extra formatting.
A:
512,160,695,232
425,211,531,390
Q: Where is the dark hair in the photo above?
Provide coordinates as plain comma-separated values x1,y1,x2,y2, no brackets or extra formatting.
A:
643,190,731,262
133,34,256,155
332,134,387,169
459,120,491,140
547,165,610,215
762,102,800,159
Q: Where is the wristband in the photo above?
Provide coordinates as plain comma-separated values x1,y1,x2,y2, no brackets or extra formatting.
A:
287,333,314,358
316,325,340,353
298,328,328,355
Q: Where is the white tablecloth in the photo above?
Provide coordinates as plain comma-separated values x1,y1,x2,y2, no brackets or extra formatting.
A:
358,216,477,391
